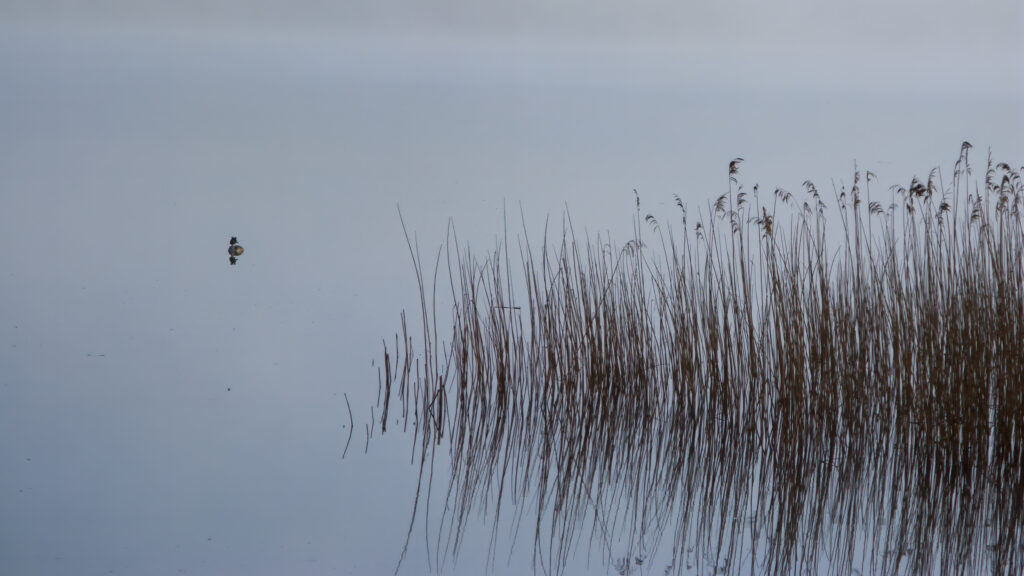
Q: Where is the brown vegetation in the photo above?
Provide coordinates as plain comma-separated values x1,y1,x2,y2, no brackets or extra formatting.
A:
377,143,1023,575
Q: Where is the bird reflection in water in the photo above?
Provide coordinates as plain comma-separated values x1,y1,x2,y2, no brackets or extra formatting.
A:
228,236,244,265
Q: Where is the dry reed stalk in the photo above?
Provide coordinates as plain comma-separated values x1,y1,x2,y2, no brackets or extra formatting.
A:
376,146,1024,576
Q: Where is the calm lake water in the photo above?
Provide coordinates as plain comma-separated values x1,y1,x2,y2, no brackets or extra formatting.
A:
1,15,1022,576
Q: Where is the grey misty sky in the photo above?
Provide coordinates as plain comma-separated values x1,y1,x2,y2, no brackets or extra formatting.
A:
7,0,1023,99
0,2,1022,576
7,1,1021,43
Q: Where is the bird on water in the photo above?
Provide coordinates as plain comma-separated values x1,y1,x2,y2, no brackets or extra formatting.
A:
228,237,244,265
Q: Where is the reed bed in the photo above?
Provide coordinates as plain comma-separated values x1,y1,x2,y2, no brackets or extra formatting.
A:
375,143,1024,576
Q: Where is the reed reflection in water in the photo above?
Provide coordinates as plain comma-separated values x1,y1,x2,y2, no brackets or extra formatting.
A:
374,144,1023,575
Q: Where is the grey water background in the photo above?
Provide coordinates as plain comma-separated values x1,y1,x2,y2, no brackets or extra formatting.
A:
1,3,1022,575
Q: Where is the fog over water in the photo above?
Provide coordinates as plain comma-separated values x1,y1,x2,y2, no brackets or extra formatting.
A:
1,3,1022,575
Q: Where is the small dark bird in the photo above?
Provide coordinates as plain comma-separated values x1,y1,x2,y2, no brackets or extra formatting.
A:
228,237,244,265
